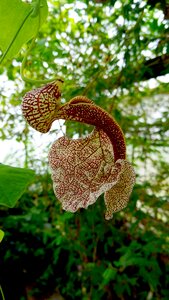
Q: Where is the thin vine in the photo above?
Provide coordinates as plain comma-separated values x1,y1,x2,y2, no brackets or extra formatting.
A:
20,0,63,85
0,285,5,300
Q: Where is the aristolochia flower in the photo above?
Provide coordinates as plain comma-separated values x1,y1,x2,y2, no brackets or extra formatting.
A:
22,81,135,220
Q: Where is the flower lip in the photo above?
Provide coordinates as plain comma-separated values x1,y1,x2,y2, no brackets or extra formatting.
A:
48,128,136,220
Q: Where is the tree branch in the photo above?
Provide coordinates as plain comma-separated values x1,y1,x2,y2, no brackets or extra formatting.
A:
111,54,169,87
138,54,169,80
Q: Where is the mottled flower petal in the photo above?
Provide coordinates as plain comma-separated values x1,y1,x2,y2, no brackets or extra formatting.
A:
22,80,63,133
48,128,116,212
104,160,136,220
48,128,135,217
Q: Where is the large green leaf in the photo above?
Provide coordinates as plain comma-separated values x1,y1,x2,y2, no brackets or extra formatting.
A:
0,164,35,208
0,0,48,63
0,229,4,242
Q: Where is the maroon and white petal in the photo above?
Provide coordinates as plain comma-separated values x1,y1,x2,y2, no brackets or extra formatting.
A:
104,160,136,220
48,128,115,212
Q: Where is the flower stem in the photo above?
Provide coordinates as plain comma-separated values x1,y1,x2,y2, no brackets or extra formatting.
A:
20,36,60,85
20,2,63,85
0,285,5,300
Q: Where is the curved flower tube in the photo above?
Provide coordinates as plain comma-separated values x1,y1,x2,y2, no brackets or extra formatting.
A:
22,81,135,219
57,96,126,162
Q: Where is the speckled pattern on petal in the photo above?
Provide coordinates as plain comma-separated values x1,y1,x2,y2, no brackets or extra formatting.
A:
48,128,135,218
22,80,62,133
48,128,115,212
104,160,136,220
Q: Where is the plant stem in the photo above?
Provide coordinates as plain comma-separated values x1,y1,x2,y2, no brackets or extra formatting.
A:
20,34,62,85
0,285,5,300
20,2,63,85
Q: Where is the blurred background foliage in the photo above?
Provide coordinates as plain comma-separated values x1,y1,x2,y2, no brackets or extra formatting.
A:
0,0,169,299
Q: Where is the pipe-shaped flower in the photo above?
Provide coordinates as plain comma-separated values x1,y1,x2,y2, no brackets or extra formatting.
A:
22,82,135,219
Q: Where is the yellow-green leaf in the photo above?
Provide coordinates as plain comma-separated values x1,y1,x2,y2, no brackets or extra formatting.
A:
0,229,4,242
0,164,35,208
0,0,48,63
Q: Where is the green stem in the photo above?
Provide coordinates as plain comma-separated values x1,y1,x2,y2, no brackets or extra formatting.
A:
0,285,5,300
24,123,29,169
20,36,59,85
0,0,62,84
20,1,62,85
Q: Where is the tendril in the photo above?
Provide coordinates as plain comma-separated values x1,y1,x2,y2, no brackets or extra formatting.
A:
20,1,63,85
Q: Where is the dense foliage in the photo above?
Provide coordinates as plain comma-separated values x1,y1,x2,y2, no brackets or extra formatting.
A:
0,0,169,299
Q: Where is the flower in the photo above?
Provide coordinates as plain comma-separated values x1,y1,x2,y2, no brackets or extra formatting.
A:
22,82,135,219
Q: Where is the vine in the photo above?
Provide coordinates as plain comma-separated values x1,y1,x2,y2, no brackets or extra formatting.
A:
0,286,5,300
20,0,63,85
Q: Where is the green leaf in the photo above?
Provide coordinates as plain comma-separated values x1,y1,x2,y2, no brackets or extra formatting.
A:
0,229,4,242
0,164,35,208
102,267,117,285
0,0,48,63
